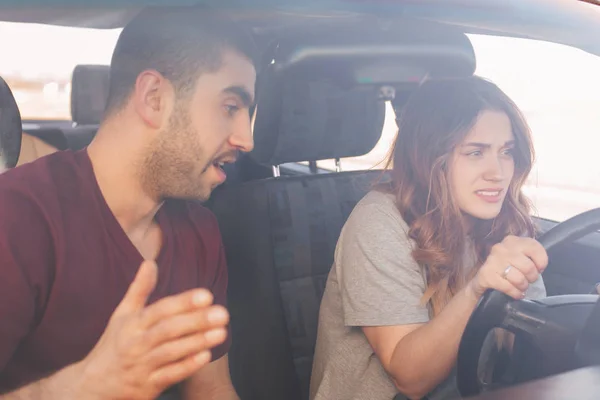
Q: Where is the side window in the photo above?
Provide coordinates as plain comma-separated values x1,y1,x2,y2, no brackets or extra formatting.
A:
321,35,600,223
0,22,120,121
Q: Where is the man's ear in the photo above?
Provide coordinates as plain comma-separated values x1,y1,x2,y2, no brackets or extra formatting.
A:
132,70,174,129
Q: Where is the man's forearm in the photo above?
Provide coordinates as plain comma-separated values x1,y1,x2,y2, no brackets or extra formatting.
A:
183,386,240,400
208,389,239,400
181,355,239,400
1,362,86,400
390,287,479,399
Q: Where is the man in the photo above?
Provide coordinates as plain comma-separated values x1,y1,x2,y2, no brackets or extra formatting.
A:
0,6,257,399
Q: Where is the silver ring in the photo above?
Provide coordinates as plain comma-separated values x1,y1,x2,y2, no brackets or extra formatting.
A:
502,265,513,279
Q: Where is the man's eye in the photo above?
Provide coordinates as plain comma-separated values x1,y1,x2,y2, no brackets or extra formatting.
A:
225,104,240,115
466,150,482,157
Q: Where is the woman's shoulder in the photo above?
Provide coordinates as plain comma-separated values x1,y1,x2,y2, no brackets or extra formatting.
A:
335,191,426,297
358,189,397,208
343,190,412,242
352,190,408,224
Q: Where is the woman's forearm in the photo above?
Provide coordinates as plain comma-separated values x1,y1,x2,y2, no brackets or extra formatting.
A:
389,287,479,399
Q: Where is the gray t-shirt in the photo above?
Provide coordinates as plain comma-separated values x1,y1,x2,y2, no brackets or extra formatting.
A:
309,190,546,400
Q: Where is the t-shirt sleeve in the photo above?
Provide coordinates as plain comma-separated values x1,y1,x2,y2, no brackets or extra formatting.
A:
336,195,430,327
0,188,54,371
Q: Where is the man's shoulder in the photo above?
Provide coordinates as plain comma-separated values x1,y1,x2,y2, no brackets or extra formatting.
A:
0,153,82,252
0,150,82,216
0,150,78,187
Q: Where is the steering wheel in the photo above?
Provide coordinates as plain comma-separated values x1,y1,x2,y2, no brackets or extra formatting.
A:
457,207,600,397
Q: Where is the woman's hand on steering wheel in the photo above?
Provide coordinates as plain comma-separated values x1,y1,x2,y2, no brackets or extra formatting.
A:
467,235,549,300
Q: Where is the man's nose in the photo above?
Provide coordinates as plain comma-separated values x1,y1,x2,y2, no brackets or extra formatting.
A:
229,118,254,153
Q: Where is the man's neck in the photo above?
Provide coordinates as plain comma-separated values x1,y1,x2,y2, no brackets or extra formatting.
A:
87,128,161,237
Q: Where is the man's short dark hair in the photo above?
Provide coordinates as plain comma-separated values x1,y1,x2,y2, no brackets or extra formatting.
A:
105,6,259,115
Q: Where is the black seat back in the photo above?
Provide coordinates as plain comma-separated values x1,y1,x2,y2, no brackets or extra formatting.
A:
211,65,387,400
63,64,110,150
23,65,110,151
212,171,388,400
0,76,23,169
70,64,110,127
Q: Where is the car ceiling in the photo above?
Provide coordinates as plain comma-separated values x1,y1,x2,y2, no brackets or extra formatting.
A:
0,0,599,57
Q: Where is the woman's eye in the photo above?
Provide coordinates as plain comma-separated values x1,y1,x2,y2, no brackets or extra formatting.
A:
502,148,515,157
466,150,482,157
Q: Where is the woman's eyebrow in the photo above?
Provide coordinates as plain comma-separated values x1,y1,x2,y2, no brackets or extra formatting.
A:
462,139,515,148
462,142,490,149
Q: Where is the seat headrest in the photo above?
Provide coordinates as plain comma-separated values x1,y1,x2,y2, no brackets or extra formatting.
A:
251,66,386,166
70,64,110,125
0,77,23,169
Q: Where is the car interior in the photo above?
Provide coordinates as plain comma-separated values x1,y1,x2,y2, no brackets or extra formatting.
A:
2,1,600,399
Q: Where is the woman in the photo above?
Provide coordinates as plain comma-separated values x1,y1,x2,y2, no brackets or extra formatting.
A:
309,76,547,400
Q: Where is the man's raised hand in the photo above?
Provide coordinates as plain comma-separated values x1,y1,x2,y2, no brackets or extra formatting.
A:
78,260,230,400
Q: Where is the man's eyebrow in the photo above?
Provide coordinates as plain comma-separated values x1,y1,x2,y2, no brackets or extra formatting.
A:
223,85,254,108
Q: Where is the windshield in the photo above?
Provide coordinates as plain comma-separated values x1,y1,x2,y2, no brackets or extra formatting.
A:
331,34,600,223
0,21,598,224
469,34,600,222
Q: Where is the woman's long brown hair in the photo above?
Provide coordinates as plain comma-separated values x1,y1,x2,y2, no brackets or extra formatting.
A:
381,76,536,316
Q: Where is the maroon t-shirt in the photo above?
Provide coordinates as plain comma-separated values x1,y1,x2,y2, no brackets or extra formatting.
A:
0,149,230,392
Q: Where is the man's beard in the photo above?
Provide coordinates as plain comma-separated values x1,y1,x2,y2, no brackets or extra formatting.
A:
141,139,206,201
140,108,212,202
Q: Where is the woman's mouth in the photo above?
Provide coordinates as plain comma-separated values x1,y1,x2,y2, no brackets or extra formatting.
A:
475,189,503,203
